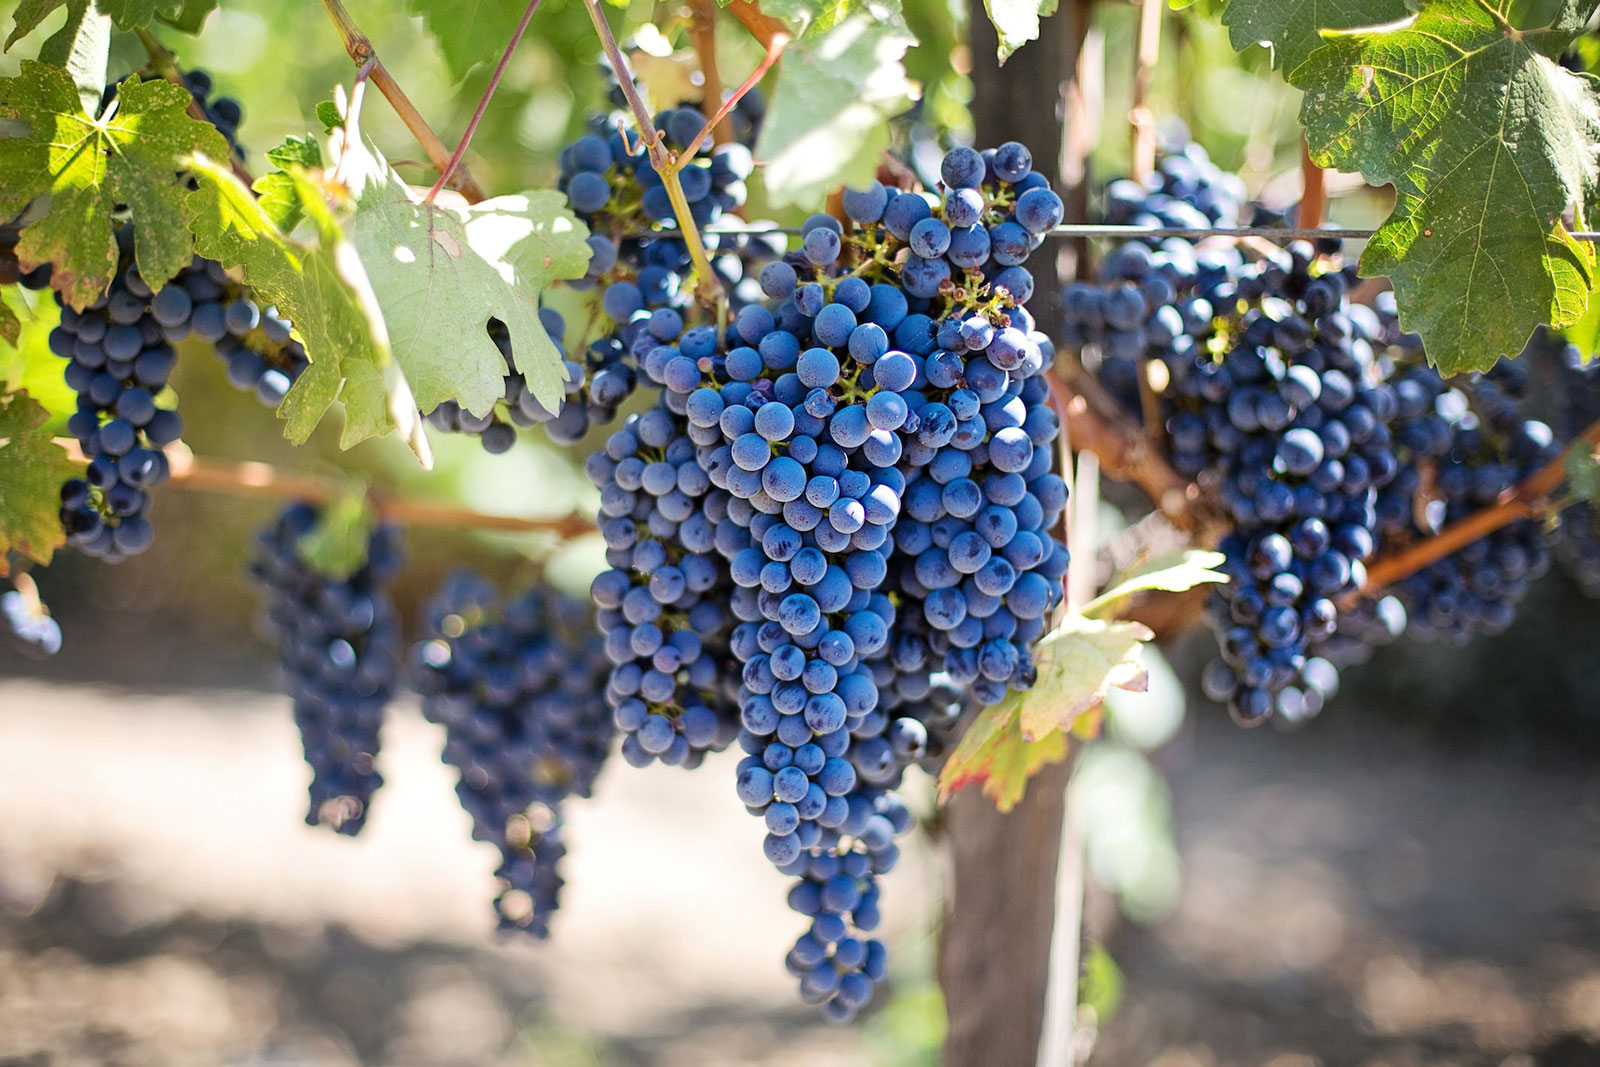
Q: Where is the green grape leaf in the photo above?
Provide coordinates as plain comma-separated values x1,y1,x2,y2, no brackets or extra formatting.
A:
1293,0,1600,374
5,0,68,50
755,15,918,208
153,0,215,32
404,0,525,81
330,129,592,418
297,488,376,580
1213,0,1411,72
315,100,342,132
1567,440,1600,504
184,154,432,464
1083,548,1228,618
1017,614,1154,742
935,693,1069,813
0,63,229,310
254,135,324,232
0,390,78,576
983,0,1059,63
0,288,77,418
0,301,17,348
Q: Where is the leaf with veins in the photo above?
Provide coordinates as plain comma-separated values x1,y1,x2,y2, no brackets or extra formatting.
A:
330,129,592,418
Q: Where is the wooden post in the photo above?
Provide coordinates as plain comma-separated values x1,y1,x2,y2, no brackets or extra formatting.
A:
940,4,1096,1066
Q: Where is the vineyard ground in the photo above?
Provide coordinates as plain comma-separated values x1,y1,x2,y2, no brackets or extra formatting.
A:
0,662,1595,1066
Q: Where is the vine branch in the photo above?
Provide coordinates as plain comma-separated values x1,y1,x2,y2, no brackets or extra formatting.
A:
425,0,542,203
687,0,731,144
55,440,590,537
1357,418,1600,596
1129,0,1162,184
318,0,488,203
581,0,725,309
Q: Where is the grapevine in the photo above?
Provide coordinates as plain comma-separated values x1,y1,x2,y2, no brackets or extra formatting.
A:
3,0,1600,1057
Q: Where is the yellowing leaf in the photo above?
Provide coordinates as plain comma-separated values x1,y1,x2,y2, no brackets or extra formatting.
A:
331,129,592,417
0,63,229,309
936,694,1069,812
184,154,431,464
0,390,79,575
1083,548,1228,618
1018,615,1154,742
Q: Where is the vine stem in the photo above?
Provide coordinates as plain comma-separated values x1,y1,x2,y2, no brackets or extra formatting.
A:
425,0,542,203
318,0,488,204
134,27,255,186
1357,417,1600,596
1128,0,1162,184
687,0,732,144
54,439,591,537
581,0,725,310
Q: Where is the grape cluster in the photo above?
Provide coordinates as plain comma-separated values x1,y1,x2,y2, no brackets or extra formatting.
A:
49,234,310,560
1380,363,1557,642
575,140,1069,1019
248,503,403,836
1067,145,1596,724
49,233,180,561
412,572,614,937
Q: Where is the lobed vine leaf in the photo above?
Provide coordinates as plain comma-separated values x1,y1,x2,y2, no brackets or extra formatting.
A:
755,14,918,208
0,301,17,349
0,64,229,310
184,154,432,464
0,390,79,577
330,129,592,419
1293,0,1600,374
935,694,1069,813
1210,0,1411,73
983,0,1059,63
1016,614,1154,742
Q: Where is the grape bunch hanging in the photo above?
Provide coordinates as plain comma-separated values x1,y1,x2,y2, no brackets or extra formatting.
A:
1065,139,1600,727
21,41,1600,1031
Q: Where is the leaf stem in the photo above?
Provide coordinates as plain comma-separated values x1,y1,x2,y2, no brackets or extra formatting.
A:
1299,136,1327,228
54,438,591,536
425,0,542,204
318,0,488,203
580,0,725,309
134,26,255,186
